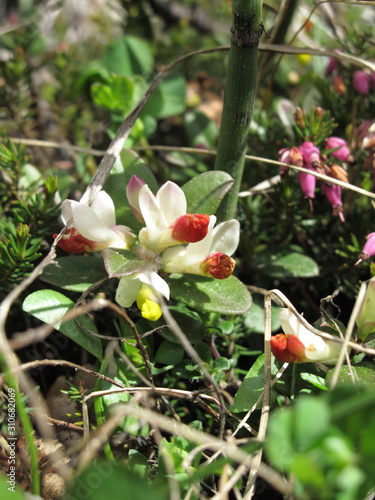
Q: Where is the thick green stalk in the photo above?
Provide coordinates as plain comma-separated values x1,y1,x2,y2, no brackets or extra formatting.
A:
214,0,263,221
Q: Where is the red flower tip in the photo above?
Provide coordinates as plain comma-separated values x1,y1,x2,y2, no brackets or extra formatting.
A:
54,228,95,254
270,334,306,363
201,251,236,279
171,213,210,243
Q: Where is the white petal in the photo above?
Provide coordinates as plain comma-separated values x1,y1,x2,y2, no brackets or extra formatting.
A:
116,276,141,307
139,185,168,244
182,215,216,265
162,246,187,273
211,220,240,256
138,271,170,300
90,191,116,228
70,201,117,244
61,200,73,224
156,181,186,224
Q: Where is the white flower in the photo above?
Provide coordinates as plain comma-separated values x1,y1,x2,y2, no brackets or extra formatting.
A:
58,191,135,253
126,175,211,253
162,218,240,279
270,308,341,364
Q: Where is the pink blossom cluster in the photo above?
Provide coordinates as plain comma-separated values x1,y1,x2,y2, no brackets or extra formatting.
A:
326,52,375,97
279,137,351,221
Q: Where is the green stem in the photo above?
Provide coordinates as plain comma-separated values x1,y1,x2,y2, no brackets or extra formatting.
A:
0,353,40,495
214,0,263,221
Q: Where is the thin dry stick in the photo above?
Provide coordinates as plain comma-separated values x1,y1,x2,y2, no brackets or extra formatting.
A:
7,137,375,203
17,359,126,388
329,281,368,389
243,292,273,499
161,302,227,439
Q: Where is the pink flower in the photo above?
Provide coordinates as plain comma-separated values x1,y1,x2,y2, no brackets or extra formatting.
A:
325,136,351,162
355,232,375,266
352,70,370,96
298,166,316,212
321,183,345,222
299,142,320,167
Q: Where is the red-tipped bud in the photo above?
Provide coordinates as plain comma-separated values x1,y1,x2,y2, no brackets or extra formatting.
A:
201,252,236,279
270,334,306,363
54,228,96,254
171,213,210,243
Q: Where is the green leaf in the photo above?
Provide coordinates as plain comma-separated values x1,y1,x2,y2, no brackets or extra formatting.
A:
143,76,186,119
159,306,204,345
155,340,184,365
300,372,328,391
91,75,136,112
326,363,375,390
63,463,168,500
182,171,233,215
102,151,158,228
256,246,320,278
167,274,252,314
103,249,144,278
293,396,330,451
23,290,102,358
265,407,295,472
231,354,278,413
102,36,154,76
184,110,219,148
39,256,107,292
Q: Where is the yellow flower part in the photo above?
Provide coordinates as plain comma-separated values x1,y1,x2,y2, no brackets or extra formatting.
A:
297,54,312,65
137,285,162,321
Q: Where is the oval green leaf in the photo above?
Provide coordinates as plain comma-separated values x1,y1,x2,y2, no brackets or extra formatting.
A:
167,274,252,314
23,290,102,358
182,171,233,215
40,256,107,292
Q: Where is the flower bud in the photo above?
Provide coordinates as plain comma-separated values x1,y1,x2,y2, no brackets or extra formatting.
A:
330,164,348,184
171,213,210,243
333,74,346,96
201,252,236,279
352,70,370,96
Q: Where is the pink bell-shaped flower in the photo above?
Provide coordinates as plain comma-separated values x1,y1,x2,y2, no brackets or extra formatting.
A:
325,136,351,162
